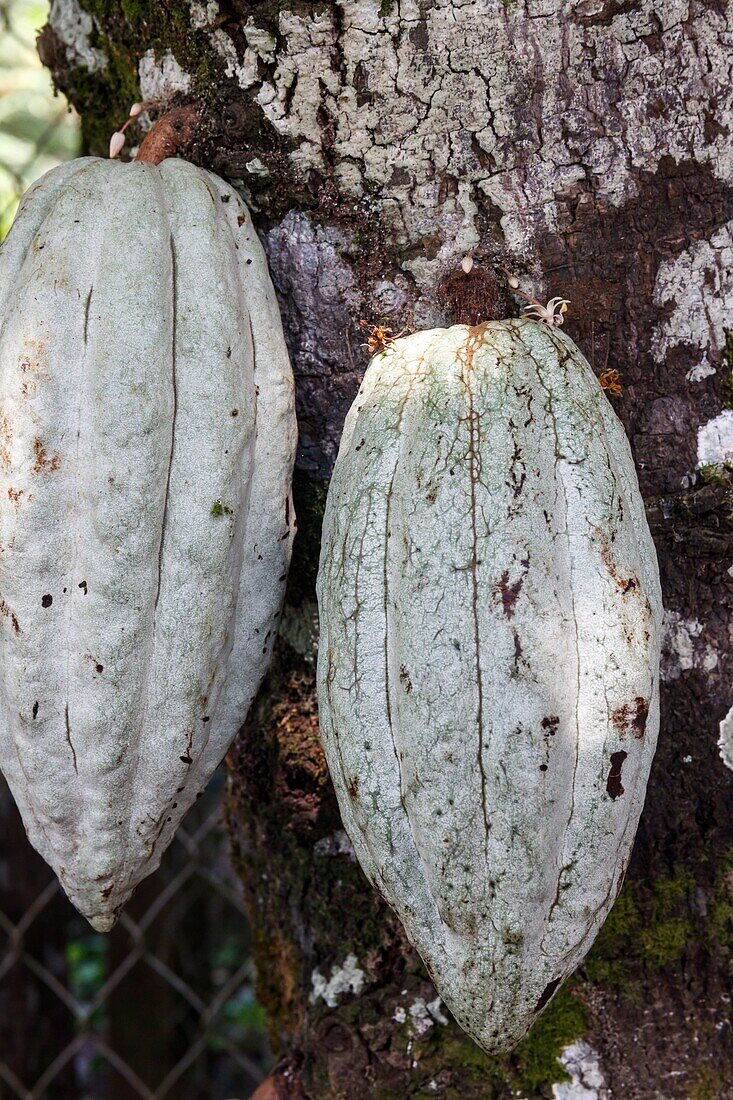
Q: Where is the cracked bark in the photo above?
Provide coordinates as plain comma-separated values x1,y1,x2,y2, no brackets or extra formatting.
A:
41,1,732,1096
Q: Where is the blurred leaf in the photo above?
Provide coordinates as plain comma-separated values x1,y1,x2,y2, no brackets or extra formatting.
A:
0,0,80,242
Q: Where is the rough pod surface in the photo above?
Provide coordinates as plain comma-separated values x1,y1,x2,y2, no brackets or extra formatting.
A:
0,157,296,931
316,319,662,1053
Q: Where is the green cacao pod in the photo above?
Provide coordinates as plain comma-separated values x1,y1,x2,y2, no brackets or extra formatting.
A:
317,319,662,1052
0,158,296,930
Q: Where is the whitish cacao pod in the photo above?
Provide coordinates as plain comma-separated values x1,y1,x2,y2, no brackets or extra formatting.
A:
317,319,662,1052
0,158,296,931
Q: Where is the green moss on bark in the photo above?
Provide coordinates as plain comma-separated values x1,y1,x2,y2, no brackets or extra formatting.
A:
706,849,733,961
584,868,694,988
583,856,733,995
45,0,223,156
689,1066,727,1099
697,463,732,487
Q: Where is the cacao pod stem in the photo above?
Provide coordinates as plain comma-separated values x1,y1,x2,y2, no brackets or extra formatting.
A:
135,105,201,166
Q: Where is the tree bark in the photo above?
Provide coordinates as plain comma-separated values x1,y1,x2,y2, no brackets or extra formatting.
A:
42,1,733,1096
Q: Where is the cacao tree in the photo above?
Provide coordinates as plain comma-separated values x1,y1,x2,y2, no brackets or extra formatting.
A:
37,0,733,1096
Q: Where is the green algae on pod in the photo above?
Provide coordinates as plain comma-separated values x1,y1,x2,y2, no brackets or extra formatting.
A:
0,155,297,931
316,318,662,1053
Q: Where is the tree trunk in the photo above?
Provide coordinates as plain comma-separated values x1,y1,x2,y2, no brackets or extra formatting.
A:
42,1,732,1096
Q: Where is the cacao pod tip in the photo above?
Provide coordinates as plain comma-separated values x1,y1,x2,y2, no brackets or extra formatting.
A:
86,908,118,934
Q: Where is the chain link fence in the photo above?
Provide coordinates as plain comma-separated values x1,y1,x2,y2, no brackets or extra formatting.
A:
0,3,269,1096
0,774,270,1099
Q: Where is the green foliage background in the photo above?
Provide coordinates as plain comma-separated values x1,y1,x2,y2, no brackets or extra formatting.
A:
0,0,80,239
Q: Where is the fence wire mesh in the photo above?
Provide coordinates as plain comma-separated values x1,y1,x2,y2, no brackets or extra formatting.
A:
0,4,269,1096
0,774,270,1099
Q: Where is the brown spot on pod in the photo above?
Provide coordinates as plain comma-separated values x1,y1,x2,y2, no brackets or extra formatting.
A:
611,697,649,739
594,525,639,593
494,569,524,619
606,751,628,799
32,437,61,474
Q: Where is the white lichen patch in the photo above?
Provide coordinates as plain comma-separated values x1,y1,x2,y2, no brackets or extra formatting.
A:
201,0,733,281
49,0,107,71
719,704,733,772
245,157,270,178
309,954,366,1007
244,21,277,64
210,29,259,91
686,360,717,383
552,1041,610,1100
138,49,192,103
697,410,733,467
408,997,449,1035
189,0,219,29
313,829,356,860
652,223,733,376
392,994,448,1033
661,610,719,682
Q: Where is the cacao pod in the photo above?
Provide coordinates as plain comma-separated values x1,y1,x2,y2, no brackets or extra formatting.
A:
0,158,296,930
317,319,662,1052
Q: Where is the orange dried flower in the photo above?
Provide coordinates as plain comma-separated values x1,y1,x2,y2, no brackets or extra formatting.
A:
359,320,401,355
599,368,623,397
